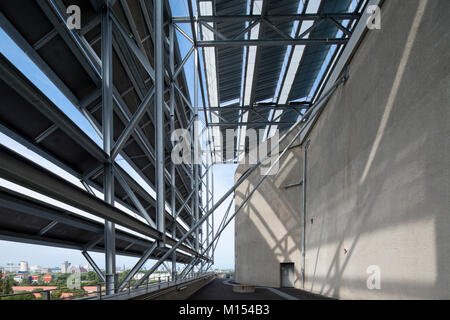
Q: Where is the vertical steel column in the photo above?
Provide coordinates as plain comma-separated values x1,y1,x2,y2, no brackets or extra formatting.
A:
101,4,116,295
301,140,310,288
155,0,165,244
169,21,177,280
193,46,200,253
206,162,210,267
211,164,214,265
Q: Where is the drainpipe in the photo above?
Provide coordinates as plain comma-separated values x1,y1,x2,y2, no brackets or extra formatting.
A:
301,140,310,288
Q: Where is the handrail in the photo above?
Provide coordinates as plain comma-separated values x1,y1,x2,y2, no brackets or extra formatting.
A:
0,272,214,300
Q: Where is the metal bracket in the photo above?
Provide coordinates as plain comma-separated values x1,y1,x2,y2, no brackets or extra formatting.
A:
283,181,303,189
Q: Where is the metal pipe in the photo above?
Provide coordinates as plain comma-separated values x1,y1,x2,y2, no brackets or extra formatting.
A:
206,161,210,264
155,0,165,245
101,4,116,295
196,39,348,47
82,250,106,283
301,140,310,288
211,165,214,264
111,87,155,160
170,22,177,280
118,242,157,289
172,13,361,23
114,167,157,228
194,47,200,253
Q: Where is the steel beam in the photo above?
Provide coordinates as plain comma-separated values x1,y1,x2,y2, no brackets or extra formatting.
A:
197,38,348,47
118,242,157,289
37,220,58,236
101,4,116,295
111,87,155,160
301,140,310,288
82,250,106,283
169,22,177,280
209,122,296,126
193,46,200,253
0,147,200,256
113,167,157,228
155,0,165,245
172,13,361,23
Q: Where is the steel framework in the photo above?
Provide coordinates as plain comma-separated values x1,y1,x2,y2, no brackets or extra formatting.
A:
0,0,372,298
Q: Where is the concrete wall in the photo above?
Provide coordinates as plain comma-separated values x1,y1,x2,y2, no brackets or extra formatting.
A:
235,0,450,299
235,129,304,289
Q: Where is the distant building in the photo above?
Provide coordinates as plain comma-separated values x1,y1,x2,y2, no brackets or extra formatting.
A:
43,275,53,283
52,267,61,273
5,263,18,273
79,266,88,273
31,275,40,283
61,261,70,274
19,261,29,273
13,275,26,283
69,265,80,273
30,265,42,273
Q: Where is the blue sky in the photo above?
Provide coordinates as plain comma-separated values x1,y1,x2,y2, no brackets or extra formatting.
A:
0,1,236,270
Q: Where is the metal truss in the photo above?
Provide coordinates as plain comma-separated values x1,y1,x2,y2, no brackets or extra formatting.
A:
0,0,217,297
0,0,366,300
173,13,357,47
172,1,362,163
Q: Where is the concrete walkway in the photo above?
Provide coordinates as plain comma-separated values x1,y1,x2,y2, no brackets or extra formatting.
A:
188,278,332,300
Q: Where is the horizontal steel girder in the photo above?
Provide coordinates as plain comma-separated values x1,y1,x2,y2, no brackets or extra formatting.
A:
197,38,348,47
0,145,203,258
172,13,361,23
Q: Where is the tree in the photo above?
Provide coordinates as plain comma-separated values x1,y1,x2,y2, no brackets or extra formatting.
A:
0,271,3,294
3,278,12,295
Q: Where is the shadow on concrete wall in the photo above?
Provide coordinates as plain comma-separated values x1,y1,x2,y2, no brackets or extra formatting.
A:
235,0,450,299
304,0,450,299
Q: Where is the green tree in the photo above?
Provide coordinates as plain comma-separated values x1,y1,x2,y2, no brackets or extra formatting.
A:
3,278,12,295
0,271,3,294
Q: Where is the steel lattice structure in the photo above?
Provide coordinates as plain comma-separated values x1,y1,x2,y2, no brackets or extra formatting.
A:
0,0,372,298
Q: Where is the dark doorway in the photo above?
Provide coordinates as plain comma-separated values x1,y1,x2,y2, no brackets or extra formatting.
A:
280,262,295,288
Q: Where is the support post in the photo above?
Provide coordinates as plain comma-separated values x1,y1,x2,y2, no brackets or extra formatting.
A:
301,140,310,288
193,46,200,253
206,162,210,266
211,165,215,265
169,21,177,280
101,3,116,295
155,0,165,245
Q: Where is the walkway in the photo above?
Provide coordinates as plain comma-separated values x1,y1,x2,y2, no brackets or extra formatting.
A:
188,278,332,300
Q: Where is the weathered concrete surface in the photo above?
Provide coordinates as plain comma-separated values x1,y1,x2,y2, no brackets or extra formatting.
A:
235,128,304,289
235,0,450,299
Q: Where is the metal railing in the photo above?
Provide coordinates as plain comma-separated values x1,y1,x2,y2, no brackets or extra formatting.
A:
0,283,102,300
81,272,214,300
0,272,214,300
